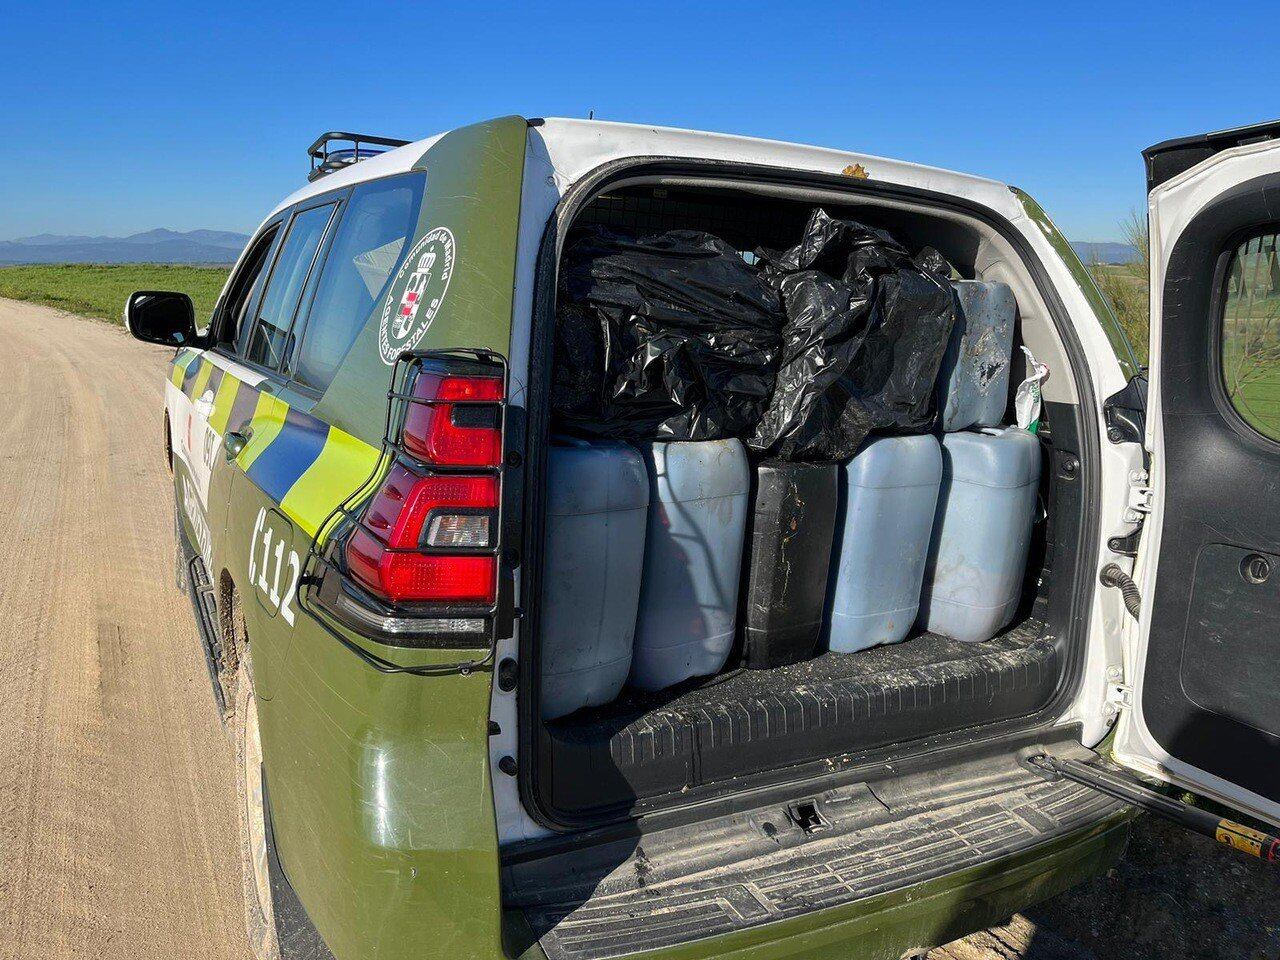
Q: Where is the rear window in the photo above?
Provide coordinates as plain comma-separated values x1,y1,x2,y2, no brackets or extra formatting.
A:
1221,230,1280,441
294,174,425,391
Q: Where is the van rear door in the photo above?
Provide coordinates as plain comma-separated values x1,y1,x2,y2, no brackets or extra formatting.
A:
1113,120,1280,828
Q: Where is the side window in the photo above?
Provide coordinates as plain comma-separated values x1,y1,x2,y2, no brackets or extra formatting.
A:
213,225,280,348
294,175,424,391
1221,230,1280,440
241,203,336,371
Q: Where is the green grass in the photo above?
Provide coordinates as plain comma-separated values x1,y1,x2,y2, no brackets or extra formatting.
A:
1222,312,1280,439
1088,261,1280,438
0,263,230,324
1089,262,1150,365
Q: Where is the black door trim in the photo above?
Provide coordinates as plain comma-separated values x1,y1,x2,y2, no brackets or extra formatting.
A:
1141,171,1280,802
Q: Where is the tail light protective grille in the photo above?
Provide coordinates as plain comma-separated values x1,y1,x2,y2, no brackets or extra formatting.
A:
297,348,516,670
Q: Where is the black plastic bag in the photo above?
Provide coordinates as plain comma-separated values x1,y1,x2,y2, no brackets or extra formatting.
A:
750,210,955,461
553,227,784,440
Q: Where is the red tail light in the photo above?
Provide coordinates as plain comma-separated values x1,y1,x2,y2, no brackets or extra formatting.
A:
357,466,496,549
347,534,496,604
402,372,503,467
344,370,504,608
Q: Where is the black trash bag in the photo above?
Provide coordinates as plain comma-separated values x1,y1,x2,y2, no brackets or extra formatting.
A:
550,301,604,419
553,227,784,440
750,210,956,461
913,245,955,279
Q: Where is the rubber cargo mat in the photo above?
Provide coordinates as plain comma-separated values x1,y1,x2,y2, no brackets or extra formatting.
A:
540,616,1062,817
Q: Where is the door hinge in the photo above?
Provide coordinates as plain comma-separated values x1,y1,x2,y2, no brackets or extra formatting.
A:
1104,666,1132,722
1125,469,1152,523
1104,374,1148,447
1107,530,1142,557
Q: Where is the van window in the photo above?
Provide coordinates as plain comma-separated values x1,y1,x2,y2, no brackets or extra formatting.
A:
1221,230,1280,440
242,203,336,371
294,174,424,391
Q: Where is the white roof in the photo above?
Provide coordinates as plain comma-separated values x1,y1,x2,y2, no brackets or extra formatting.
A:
269,117,1022,223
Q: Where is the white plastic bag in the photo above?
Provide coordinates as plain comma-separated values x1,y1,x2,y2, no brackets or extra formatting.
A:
1015,346,1050,434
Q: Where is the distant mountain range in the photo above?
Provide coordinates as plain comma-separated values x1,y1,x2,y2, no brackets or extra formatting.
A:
1070,241,1141,265
0,229,249,265
0,228,1140,270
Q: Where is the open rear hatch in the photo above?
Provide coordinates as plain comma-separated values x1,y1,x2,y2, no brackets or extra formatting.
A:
504,728,1130,960
523,172,1098,829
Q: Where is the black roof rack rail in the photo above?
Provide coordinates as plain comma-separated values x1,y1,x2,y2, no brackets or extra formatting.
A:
307,131,412,182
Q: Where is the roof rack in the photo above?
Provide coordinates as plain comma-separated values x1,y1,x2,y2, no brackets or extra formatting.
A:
307,131,411,182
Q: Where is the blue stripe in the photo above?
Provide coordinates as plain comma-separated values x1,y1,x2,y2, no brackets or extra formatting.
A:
246,405,330,503
201,365,225,400
181,355,204,396
227,380,259,434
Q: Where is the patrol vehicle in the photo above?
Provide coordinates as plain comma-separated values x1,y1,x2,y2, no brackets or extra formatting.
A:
126,116,1280,960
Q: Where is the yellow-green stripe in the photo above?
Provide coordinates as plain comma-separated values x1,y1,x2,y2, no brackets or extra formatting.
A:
238,392,289,471
280,427,382,538
209,375,241,436
190,359,214,400
170,349,197,388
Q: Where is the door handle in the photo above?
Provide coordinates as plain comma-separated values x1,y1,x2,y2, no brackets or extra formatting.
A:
224,429,251,460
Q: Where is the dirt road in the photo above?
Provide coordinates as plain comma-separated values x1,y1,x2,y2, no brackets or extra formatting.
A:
0,297,1276,960
0,299,247,959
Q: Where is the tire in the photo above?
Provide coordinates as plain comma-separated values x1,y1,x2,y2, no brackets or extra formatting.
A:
233,655,282,960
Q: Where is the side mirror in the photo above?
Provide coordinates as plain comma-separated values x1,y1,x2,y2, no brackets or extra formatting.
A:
125,291,197,347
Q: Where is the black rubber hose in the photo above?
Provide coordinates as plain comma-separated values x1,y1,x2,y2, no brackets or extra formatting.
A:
1100,563,1142,620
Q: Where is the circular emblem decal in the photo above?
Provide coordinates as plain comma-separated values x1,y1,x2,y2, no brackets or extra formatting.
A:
378,226,456,365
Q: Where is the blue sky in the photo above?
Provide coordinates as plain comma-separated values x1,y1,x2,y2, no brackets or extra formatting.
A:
2,0,1278,243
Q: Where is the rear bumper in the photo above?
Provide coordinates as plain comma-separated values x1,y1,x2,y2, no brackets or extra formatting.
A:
506,811,1134,960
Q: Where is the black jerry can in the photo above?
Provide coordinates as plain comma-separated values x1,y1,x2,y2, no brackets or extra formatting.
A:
742,462,839,669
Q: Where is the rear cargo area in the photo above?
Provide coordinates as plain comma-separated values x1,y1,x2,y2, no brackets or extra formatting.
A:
526,178,1086,827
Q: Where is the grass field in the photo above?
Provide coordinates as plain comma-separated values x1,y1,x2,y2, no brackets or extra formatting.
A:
1090,262,1150,364
1222,312,1280,438
0,264,231,324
